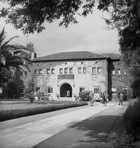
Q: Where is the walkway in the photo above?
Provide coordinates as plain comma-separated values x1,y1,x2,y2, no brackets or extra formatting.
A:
0,102,127,148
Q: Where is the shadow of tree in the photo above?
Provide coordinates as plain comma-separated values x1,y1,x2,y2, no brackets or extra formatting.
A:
68,114,123,143
34,113,124,148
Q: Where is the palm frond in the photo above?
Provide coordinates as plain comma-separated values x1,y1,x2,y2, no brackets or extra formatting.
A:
1,36,19,52
0,54,6,65
0,28,6,48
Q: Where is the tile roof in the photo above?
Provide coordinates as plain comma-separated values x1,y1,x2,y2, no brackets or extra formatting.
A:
32,51,108,62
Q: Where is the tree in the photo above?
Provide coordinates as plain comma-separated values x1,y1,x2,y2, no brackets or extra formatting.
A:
0,0,139,58
0,0,139,34
1,0,140,95
0,27,31,83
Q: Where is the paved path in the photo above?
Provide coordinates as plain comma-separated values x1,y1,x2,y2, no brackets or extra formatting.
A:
0,102,128,148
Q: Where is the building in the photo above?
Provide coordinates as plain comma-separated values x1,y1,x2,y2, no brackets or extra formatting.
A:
20,51,133,101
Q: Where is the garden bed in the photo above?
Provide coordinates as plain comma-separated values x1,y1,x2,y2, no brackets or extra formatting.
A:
0,100,88,121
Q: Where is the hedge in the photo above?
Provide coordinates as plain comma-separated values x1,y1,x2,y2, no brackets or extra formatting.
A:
0,101,87,121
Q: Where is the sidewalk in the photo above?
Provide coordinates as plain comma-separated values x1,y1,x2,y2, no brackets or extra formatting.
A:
0,102,124,148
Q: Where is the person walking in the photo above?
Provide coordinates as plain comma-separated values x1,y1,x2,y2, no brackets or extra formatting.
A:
119,91,124,105
101,91,108,106
89,91,94,106
104,91,108,106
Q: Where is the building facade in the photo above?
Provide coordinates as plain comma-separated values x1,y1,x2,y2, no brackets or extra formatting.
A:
20,51,133,101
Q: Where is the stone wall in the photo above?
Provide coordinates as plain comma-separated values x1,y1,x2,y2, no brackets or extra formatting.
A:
110,60,133,100
19,58,133,101
21,59,108,100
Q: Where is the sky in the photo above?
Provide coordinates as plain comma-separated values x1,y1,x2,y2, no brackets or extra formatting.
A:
0,4,120,57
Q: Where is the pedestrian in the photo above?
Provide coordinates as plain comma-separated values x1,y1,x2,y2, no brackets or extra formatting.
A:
104,91,108,106
101,91,108,106
119,91,124,105
66,90,70,97
117,91,120,101
89,91,94,106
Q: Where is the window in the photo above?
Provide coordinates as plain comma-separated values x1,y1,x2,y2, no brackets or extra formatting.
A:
79,87,85,92
64,68,68,74
36,87,40,92
94,87,99,93
47,69,50,74
39,69,42,74
118,69,121,75
78,67,82,74
111,88,117,95
51,68,55,74
92,67,96,74
48,87,53,93
69,68,73,74
59,68,63,74
124,71,127,75
83,67,87,73
112,70,115,75
34,69,37,74
97,67,101,73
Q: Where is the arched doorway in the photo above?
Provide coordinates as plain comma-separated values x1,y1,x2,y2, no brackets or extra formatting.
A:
60,83,72,97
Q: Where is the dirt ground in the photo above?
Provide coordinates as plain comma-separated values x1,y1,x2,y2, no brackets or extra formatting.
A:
34,102,128,148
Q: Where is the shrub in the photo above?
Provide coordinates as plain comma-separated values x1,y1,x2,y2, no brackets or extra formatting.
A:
112,129,134,148
36,92,44,100
79,91,93,101
131,79,140,97
25,88,35,103
123,99,140,139
0,101,88,121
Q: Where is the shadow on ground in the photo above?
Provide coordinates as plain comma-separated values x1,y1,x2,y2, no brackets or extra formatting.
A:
34,113,124,148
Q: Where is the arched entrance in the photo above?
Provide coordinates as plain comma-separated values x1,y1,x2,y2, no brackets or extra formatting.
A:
60,83,72,97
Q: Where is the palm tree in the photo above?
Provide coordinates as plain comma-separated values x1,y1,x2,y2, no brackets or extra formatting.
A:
0,28,31,84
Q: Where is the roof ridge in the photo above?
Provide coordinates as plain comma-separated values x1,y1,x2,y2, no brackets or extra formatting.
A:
32,51,114,62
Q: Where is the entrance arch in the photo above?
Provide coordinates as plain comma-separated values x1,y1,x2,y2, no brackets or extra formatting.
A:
60,83,72,97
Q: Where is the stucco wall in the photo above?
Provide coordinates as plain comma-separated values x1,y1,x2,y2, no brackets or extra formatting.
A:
28,59,108,99
20,58,132,100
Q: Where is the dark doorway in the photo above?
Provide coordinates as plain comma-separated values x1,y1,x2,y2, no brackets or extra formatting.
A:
60,83,72,97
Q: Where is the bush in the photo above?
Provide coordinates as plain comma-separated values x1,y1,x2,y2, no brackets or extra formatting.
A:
0,101,88,121
79,91,93,101
123,99,140,139
131,79,140,97
25,88,35,103
112,129,134,148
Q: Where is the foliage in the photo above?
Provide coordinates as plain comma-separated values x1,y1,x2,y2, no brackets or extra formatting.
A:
131,79,140,96
24,70,35,102
0,0,139,34
0,27,31,83
24,88,34,103
0,101,88,121
123,99,140,139
79,91,93,101
36,92,45,100
1,1,140,94
112,129,135,148
2,79,18,99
